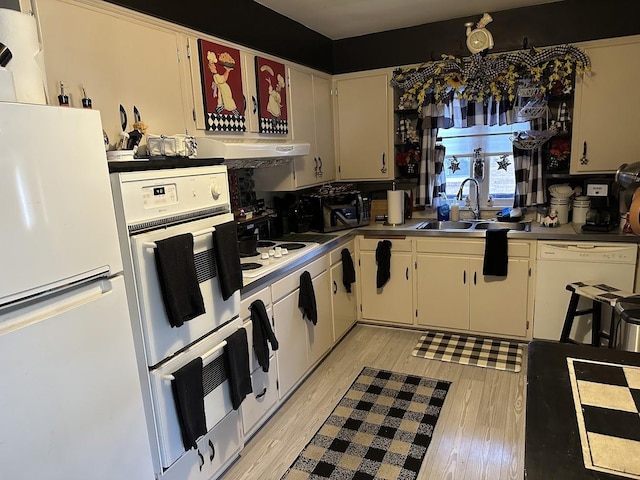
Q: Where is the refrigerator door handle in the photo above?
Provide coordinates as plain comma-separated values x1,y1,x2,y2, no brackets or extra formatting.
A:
1,279,113,334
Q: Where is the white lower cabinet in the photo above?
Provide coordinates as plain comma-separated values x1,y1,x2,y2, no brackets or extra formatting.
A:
329,240,357,341
273,255,331,398
240,287,279,437
357,237,414,325
415,238,533,338
159,410,242,480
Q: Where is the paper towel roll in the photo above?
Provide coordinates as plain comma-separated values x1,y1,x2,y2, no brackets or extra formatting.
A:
387,190,404,225
0,9,46,104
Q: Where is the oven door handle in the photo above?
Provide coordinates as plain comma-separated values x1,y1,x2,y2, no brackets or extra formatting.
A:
143,226,216,249
162,338,228,380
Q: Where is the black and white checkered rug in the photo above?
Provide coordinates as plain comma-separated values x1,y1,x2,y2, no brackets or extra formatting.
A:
412,331,524,373
281,367,450,479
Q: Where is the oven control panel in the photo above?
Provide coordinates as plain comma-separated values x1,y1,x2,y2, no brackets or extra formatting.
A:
111,166,231,227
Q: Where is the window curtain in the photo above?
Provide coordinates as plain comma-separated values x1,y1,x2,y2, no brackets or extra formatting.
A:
513,118,544,208
417,93,543,207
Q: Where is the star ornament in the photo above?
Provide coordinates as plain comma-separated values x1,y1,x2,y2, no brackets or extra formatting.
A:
497,154,511,171
449,156,461,173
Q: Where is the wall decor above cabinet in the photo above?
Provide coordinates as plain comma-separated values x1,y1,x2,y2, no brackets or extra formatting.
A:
255,56,288,135
197,39,247,132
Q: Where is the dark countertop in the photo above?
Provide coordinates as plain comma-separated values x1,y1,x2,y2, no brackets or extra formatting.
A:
358,218,639,243
525,340,640,479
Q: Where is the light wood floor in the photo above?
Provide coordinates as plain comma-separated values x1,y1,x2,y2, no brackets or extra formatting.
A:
223,324,527,480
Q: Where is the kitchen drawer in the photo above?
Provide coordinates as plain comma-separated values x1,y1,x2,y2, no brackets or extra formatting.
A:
241,359,279,436
416,238,531,257
240,286,271,320
242,314,275,374
159,410,242,480
358,236,412,252
329,239,355,265
271,255,327,302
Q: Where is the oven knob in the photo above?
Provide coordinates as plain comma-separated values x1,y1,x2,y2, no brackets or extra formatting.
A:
210,182,222,200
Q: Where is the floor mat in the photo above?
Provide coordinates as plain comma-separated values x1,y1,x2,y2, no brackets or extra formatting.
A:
412,331,524,373
281,366,451,479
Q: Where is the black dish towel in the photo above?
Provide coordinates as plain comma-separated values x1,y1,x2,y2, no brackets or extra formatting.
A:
250,299,279,372
298,271,318,325
171,357,207,451
155,233,205,327
483,229,509,276
376,240,393,288
341,248,356,293
225,329,253,410
213,221,243,301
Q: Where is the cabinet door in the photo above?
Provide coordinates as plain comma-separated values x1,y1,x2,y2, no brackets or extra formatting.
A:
241,52,259,133
36,0,188,144
313,76,336,182
330,261,357,341
359,251,413,324
570,36,640,173
336,74,393,180
273,290,308,397
468,258,529,337
307,270,333,366
416,254,470,330
289,68,319,187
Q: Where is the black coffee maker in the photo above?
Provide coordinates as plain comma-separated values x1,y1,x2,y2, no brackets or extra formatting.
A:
582,179,619,232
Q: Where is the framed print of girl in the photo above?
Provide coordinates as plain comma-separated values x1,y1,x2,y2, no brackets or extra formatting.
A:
255,56,288,134
198,39,246,132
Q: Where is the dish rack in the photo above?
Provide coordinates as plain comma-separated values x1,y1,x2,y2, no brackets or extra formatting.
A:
511,129,554,150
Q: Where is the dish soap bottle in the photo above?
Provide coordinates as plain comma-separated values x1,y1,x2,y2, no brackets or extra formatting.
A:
437,193,450,221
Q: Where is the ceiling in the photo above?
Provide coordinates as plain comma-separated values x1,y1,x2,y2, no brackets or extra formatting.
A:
254,0,562,40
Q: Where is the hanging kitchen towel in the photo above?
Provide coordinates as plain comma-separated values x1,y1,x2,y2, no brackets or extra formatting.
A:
225,329,253,410
213,221,243,301
250,299,279,372
171,357,207,451
298,271,318,325
155,233,205,327
376,240,392,288
483,229,509,276
341,248,356,293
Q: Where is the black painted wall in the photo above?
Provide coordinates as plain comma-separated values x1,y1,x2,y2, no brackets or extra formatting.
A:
106,0,640,74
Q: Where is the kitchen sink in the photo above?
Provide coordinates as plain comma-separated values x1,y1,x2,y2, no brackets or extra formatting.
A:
416,220,531,232
474,222,531,232
418,221,474,230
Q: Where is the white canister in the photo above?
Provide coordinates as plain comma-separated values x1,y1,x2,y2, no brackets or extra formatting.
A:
550,198,571,225
572,196,590,226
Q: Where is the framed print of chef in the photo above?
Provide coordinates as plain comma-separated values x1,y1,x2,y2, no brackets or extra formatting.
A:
255,56,288,134
198,39,246,132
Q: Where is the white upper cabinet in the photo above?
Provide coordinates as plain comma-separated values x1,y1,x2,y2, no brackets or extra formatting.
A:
35,0,189,146
253,67,335,190
335,71,394,181
570,35,640,174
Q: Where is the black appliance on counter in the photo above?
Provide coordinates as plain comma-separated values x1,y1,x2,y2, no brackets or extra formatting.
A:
272,193,314,236
299,190,371,233
582,179,619,232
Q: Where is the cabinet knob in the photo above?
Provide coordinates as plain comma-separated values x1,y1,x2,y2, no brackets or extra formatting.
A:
333,280,337,294
318,157,323,177
252,96,257,114
381,153,387,174
197,450,205,470
406,267,409,280
580,141,588,165
463,270,466,284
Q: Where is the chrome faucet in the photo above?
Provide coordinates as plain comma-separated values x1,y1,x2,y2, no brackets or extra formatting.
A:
456,177,481,219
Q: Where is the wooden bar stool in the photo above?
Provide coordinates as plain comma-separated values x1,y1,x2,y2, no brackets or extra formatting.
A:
560,281,635,347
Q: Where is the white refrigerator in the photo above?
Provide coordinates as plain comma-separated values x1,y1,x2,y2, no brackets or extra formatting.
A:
0,103,154,480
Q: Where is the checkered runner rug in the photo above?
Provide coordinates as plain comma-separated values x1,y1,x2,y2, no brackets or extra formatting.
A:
412,331,524,373
281,367,451,479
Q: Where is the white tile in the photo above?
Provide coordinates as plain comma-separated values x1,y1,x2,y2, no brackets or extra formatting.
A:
587,432,640,477
577,380,637,412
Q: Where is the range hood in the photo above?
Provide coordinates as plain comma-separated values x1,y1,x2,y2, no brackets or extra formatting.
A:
196,137,310,169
